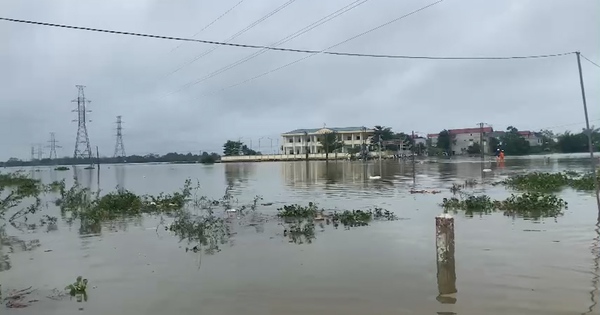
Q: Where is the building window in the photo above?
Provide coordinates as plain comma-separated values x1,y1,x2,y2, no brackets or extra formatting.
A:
288,138,293,143
297,138,301,143
347,136,352,141
307,138,311,142
356,135,360,140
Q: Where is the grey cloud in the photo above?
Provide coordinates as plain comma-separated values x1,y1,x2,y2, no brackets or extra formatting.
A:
1,0,599,160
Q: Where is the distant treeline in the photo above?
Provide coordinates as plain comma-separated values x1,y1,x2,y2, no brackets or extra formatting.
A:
0,151,221,167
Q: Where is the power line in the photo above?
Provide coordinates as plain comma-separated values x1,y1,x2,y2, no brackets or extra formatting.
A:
203,0,450,96
162,0,298,79
167,0,371,97
168,0,246,54
0,14,574,60
581,53,600,69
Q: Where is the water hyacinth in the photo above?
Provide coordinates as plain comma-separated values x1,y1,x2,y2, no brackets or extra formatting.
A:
441,192,567,219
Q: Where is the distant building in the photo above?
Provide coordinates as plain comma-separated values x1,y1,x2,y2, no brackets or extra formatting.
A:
429,127,543,155
428,127,493,155
489,130,544,147
281,127,374,155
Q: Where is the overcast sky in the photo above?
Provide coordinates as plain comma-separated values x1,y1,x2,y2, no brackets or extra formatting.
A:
1,0,599,159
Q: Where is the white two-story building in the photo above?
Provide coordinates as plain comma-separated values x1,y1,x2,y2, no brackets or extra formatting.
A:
281,126,375,155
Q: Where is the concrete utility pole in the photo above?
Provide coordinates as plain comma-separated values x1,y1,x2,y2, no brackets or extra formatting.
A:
478,122,485,161
576,51,600,217
304,131,309,161
411,131,416,165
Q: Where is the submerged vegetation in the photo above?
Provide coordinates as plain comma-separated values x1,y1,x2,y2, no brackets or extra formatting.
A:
442,192,567,219
276,203,399,243
499,171,600,192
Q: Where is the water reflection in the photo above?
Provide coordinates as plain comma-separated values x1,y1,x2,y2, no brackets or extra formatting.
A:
224,163,255,188
586,220,600,314
115,165,126,192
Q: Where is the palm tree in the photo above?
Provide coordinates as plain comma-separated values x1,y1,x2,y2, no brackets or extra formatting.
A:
318,131,343,161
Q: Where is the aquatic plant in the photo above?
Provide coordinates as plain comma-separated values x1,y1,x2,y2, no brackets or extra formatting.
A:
500,171,600,192
169,211,230,255
501,172,570,192
497,192,567,218
331,210,372,228
1,172,45,225
65,276,88,302
54,166,70,171
284,220,315,244
442,195,494,214
441,192,567,218
277,202,319,219
372,207,398,220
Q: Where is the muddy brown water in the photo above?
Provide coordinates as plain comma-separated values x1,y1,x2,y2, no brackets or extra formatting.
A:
1,155,599,315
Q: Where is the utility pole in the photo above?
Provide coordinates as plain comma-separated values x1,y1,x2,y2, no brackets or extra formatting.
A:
576,51,600,217
72,85,92,162
47,132,62,160
411,131,416,166
361,126,367,160
304,131,309,161
114,115,126,159
478,122,485,161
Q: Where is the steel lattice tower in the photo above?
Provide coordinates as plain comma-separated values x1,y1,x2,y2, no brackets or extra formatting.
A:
30,146,36,161
72,85,92,160
47,132,62,159
113,115,126,158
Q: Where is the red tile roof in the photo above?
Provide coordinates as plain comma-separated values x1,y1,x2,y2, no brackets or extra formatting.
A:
427,127,493,138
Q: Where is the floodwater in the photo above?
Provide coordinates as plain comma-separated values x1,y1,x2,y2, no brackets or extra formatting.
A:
2,155,600,315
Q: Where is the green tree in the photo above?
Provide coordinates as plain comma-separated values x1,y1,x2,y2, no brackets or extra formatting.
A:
538,129,556,151
391,132,414,152
318,131,343,161
488,137,500,155
371,126,394,150
199,152,220,164
241,145,259,156
437,130,452,155
223,140,243,156
501,126,530,155
466,142,481,155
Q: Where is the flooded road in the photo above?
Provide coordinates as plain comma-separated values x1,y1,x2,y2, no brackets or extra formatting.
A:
2,156,599,315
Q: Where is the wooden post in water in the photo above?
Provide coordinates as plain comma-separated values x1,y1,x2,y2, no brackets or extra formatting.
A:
436,213,457,304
